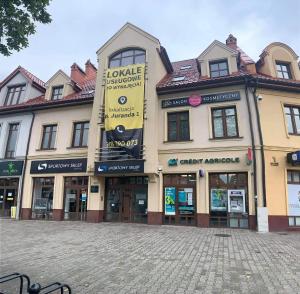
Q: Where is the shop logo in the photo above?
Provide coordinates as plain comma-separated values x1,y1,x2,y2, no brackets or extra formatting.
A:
188,95,202,107
118,96,127,105
98,165,108,172
115,125,125,134
168,159,178,166
7,162,17,176
292,153,298,161
38,163,48,171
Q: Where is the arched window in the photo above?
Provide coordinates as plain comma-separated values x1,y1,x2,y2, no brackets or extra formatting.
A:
109,48,145,68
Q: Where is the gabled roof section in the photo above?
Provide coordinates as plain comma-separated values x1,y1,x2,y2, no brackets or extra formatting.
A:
97,22,160,55
260,42,299,59
198,40,238,59
0,66,46,92
45,69,81,91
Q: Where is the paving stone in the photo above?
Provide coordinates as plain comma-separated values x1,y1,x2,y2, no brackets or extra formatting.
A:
0,220,299,294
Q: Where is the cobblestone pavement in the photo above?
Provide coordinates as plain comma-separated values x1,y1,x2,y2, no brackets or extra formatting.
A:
0,220,300,294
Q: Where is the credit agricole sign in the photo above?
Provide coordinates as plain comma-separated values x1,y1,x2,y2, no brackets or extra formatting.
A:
168,157,240,166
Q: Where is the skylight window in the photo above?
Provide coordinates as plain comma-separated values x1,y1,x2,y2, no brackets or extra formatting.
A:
180,65,192,70
172,76,185,82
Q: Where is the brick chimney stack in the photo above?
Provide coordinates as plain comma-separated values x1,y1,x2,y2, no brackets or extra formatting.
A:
85,59,97,80
70,63,86,86
226,34,237,49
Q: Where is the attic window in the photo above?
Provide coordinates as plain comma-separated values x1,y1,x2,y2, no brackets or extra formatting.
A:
172,76,185,82
51,85,63,100
180,65,192,70
276,62,292,79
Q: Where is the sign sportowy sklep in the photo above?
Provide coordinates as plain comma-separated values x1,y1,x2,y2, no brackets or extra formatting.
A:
161,91,240,109
168,157,240,166
30,158,87,174
104,63,145,158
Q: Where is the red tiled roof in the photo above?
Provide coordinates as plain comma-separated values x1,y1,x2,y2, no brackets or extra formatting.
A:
0,78,95,112
236,46,255,65
0,66,46,90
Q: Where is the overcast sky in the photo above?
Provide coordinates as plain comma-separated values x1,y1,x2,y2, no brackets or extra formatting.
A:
1,0,299,82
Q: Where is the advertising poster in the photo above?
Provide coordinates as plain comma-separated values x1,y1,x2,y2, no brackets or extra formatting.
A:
211,189,228,211
165,187,176,215
228,189,245,213
104,63,145,158
288,184,300,216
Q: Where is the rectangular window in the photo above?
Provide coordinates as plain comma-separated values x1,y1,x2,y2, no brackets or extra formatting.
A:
51,86,63,100
4,84,26,106
72,122,89,147
276,62,292,79
41,124,57,150
5,123,19,158
212,106,238,138
167,111,190,142
284,105,300,135
209,60,229,78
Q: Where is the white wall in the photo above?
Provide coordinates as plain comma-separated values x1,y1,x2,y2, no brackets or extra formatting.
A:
0,113,33,159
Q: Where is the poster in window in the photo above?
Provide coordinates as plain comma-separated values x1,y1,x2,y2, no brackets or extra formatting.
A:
211,189,227,211
288,184,300,216
228,189,246,213
165,187,176,215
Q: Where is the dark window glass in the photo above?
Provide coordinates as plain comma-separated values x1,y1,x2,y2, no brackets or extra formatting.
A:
51,86,63,100
287,170,300,184
5,123,19,158
276,62,292,79
4,85,26,106
212,106,238,138
167,111,190,142
285,105,300,135
41,125,57,149
72,122,89,147
109,49,145,68
209,60,229,78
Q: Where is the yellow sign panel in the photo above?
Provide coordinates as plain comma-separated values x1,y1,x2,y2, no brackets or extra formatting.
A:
104,64,145,131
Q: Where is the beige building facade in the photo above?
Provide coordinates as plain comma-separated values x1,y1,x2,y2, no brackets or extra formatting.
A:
1,23,299,231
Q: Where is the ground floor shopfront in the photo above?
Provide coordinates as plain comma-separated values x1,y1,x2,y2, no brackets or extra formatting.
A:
265,149,300,231
0,160,24,218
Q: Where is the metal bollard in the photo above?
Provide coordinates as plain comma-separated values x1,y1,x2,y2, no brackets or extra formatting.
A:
28,283,41,294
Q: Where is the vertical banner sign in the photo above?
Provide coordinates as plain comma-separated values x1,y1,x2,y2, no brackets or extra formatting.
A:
104,64,145,158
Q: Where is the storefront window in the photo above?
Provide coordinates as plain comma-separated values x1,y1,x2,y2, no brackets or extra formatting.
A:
163,174,196,226
32,177,54,219
209,172,248,228
287,170,300,226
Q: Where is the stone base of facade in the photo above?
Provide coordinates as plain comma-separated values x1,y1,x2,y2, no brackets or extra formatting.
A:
148,212,163,225
196,213,209,227
86,210,104,223
53,209,64,221
21,208,32,220
268,215,300,231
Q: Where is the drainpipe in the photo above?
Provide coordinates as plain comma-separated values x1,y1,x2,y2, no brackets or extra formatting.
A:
250,78,266,207
17,109,35,220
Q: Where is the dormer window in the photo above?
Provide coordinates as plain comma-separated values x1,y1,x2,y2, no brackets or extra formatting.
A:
171,76,185,82
209,60,229,78
4,84,26,106
276,62,292,79
51,86,63,100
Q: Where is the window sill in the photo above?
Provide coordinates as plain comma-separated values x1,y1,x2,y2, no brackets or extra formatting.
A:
163,139,193,144
35,148,57,151
67,146,88,149
288,133,300,136
209,136,243,141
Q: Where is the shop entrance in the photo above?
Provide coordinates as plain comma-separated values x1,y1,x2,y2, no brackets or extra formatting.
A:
0,178,19,217
63,177,88,221
209,172,248,228
105,177,148,223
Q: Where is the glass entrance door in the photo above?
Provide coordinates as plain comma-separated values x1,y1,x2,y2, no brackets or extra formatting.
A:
63,177,88,221
0,178,19,218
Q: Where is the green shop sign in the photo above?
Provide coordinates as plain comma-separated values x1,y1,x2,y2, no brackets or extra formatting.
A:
168,157,240,166
0,161,24,177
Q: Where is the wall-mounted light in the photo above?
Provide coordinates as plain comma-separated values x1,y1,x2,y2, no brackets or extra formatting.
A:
199,169,205,177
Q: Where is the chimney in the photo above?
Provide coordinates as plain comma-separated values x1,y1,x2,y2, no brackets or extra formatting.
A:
85,59,97,80
226,34,237,49
70,63,86,86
